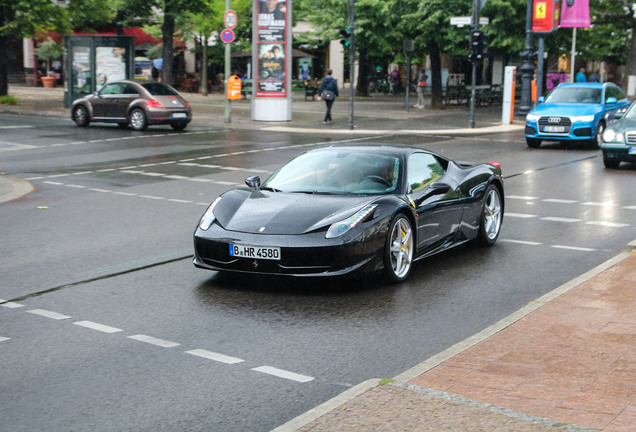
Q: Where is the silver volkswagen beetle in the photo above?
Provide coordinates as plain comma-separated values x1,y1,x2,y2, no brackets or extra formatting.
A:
71,80,192,131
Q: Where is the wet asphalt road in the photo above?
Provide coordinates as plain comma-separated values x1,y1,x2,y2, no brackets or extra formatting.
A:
1,114,635,431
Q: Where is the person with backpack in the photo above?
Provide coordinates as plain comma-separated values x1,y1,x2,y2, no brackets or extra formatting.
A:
317,69,339,124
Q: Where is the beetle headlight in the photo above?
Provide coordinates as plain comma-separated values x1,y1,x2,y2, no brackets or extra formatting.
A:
198,197,221,230
326,204,378,239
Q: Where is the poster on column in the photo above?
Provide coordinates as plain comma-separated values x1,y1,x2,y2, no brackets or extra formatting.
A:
256,0,287,97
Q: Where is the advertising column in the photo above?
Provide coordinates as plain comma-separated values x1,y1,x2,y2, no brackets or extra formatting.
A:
252,0,292,121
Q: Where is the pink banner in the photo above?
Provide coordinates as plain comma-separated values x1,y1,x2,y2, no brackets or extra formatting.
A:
560,0,591,28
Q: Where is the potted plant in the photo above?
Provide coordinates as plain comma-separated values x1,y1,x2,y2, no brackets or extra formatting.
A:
35,38,63,88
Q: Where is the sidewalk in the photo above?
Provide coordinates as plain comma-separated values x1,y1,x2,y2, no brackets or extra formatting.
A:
3,85,636,432
277,250,636,432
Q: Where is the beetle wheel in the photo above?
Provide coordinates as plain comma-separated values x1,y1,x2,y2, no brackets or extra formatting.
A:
130,108,148,131
73,105,90,127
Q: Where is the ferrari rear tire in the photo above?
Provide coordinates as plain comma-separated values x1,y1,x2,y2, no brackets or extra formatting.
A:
476,184,503,246
130,108,148,131
73,105,90,127
383,214,414,283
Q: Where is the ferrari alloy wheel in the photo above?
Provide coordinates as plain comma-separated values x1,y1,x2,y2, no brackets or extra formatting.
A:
73,105,90,127
477,184,503,246
130,108,148,131
384,214,414,283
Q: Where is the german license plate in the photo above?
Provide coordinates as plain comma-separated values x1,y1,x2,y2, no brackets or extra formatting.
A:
172,113,187,118
629,147,636,155
229,244,280,260
543,125,565,133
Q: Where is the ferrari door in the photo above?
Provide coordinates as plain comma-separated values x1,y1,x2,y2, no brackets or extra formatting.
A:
406,153,463,251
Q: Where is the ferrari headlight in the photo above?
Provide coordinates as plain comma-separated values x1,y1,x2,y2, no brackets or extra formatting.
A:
326,204,378,239
198,197,221,231
571,115,594,122
525,113,539,122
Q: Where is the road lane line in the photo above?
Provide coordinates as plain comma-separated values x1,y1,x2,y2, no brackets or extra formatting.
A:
27,309,71,320
128,334,180,348
500,239,542,246
73,321,123,333
0,337,10,342
542,198,579,204
506,195,538,200
504,213,537,218
541,217,581,223
252,366,314,383
552,245,596,252
587,221,630,228
185,349,244,364
0,299,24,308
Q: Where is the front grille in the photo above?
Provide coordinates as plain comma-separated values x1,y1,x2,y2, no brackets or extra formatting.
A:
626,132,636,144
538,116,571,134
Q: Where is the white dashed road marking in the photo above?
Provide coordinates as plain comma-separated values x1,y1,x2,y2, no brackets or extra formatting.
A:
27,309,71,320
73,321,124,333
252,366,314,383
185,349,245,364
0,299,24,308
128,334,180,348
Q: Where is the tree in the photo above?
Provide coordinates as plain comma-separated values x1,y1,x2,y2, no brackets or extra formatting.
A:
0,0,120,96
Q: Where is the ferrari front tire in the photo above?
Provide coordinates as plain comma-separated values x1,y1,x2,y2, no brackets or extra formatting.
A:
384,214,414,283
476,184,503,246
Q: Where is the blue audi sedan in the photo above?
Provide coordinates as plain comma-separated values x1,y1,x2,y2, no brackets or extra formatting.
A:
524,82,630,149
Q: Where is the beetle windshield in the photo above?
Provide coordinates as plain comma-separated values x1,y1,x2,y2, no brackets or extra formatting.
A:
262,150,401,195
544,87,602,104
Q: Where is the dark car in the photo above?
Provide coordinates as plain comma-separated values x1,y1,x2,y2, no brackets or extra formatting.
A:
193,144,504,283
524,82,630,149
601,101,636,168
71,80,192,131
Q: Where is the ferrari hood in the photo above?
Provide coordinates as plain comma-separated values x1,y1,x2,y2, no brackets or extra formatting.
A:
214,189,377,235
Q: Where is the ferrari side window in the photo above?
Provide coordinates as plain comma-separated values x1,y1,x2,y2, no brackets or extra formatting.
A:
408,153,443,193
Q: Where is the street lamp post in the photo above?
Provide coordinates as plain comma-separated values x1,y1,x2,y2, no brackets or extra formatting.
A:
518,0,535,116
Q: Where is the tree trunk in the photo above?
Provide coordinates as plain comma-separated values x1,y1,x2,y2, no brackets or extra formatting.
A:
0,36,8,96
356,49,371,96
200,34,208,96
162,0,175,86
624,20,636,96
429,43,443,109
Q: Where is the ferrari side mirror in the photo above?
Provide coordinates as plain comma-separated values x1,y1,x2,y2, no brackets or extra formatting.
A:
245,176,261,189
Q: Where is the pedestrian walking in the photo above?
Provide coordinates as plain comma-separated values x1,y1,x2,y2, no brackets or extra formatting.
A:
576,67,587,83
415,69,427,109
317,69,339,124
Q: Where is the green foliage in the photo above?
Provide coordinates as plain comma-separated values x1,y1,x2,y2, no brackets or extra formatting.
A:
0,95,18,105
34,38,63,67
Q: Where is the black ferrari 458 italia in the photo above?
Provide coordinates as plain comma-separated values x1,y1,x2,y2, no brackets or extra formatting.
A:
193,144,504,283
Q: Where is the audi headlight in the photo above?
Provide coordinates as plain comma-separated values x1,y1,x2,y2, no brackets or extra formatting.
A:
526,113,540,121
571,115,594,122
198,197,221,230
326,204,378,239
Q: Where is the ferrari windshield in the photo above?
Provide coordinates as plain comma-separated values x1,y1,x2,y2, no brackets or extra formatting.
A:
262,150,401,195
544,87,602,104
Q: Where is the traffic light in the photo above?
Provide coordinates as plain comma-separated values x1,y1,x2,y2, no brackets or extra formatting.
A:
468,30,487,61
340,28,352,48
